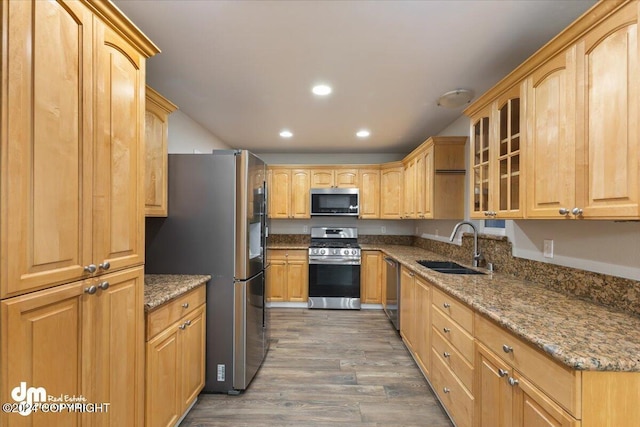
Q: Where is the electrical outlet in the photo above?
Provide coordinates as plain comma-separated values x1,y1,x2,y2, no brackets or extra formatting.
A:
381,226,386,234
303,225,308,233
415,226,419,234
543,239,554,259
435,229,439,236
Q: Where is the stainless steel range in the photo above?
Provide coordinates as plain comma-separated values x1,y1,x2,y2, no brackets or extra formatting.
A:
308,227,361,310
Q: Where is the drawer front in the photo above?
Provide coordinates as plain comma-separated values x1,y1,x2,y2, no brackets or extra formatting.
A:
431,349,474,427
432,307,474,363
474,314,581,416
147,286,206,339
432,287,473,333
432,328,474,393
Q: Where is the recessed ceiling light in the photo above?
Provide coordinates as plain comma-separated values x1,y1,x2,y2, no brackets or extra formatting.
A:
279,130,293,138
312,84,332,96
356,130,370,138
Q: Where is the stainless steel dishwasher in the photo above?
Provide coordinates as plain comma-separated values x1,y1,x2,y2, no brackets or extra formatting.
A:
383,257,400,330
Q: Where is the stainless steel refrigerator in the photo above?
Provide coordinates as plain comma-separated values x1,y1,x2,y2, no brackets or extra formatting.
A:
145,150,269,394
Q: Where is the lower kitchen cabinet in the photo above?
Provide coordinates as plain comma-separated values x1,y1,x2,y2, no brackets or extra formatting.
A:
0,267,145,426
145,286,206,427
266,250,308,302
399,267,431,375
361,251,383,304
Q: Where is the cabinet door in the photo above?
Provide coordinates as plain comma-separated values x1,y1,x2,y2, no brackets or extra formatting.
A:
577,3,639,218
269,169,291,219
181,305,206,412
414,276,430,375
310,170,334,188
380,165,404,219
513,374,579,427
470,106,493,218
399,268,415,350
93,21,145,272
266,257,287,302
1,280,87,426
361,251,382,304
335,169,359,188
526,48,577,218
286,254,308,302
403,159,416,218
1,0,93,297
476,344,513,427
359,169,380,219
493,85,525,218
90,267,144,427
145,323,181,427
415,151,427,219
291,169,311,218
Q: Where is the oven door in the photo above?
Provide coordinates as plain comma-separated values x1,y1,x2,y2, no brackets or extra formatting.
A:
308,261,361,299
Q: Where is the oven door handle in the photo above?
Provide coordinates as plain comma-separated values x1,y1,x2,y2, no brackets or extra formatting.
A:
308,259,361,266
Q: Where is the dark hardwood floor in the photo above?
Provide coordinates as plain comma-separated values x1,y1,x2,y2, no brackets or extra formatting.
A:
180,308,453,427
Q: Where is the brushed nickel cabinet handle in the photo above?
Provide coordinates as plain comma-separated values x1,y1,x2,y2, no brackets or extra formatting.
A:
84,286,97,295
498,369,508,378
182,303,190,309
98,261,110,270
84,264,97,274
502,344,513,353
98,281,109,290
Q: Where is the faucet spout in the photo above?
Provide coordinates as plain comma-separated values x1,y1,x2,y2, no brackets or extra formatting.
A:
450,221,482,267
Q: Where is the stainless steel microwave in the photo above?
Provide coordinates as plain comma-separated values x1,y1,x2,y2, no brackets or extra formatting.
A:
310,188,359,216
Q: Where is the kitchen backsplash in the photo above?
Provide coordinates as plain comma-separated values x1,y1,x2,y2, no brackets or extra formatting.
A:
414,234,640,317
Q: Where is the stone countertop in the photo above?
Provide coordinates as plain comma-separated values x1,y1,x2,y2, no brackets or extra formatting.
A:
362,244,640,372
144,274,211,312
268,243,309,250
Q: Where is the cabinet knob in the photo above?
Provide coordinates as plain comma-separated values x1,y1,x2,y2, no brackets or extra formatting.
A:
99,261,110,271
502,344,514,353
84,264,97,274
185,319,192,326
443,302,451,309
498,369,509,378
179,323,187,330
571,207,583,216
443,327,451,334
84,285,97,295
443,387,451,394
409,272,414,277
182,302,189,309
443,352,451,358
98,281,109,291
508,377,519,387
558,208,570,216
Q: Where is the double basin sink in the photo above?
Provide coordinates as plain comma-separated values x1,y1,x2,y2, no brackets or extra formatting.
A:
417,260,485,275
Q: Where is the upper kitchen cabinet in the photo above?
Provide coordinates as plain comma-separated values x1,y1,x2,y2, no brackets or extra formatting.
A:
575,1,638,219
310,168,359,188
267,167,310,219
145,86,178,217
467,0,639,220
380,163,404,219
0,0,158,298
358,168,381,219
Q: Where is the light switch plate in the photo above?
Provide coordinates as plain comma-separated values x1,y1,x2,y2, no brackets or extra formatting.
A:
543,239,554,258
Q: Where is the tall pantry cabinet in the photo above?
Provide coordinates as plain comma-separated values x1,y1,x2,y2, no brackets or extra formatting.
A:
0,1,158,426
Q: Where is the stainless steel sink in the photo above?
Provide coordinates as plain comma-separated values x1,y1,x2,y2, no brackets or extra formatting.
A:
417,260,485,275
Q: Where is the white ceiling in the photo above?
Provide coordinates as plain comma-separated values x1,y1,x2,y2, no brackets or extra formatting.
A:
114,0,597,154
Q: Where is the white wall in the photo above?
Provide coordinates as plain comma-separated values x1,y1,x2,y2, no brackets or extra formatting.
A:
168,110,231,153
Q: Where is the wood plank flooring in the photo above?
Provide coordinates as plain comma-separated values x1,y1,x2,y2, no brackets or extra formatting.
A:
180,308,453,427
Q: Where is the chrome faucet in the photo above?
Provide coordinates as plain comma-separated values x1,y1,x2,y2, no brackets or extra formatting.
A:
450,221,483,267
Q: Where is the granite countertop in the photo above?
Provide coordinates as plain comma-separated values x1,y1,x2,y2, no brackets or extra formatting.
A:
362,244,640,372
144,274,211,312
268,243,309,250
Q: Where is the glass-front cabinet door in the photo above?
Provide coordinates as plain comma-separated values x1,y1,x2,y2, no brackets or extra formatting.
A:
470,105,492,219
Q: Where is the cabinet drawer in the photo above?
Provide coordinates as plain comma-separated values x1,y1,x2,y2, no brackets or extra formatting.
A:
432,328,474,393
146,286,206,339
432,307,474,363
475,314,581,416
432,287,473,333
268,249,307,262
431,349,474,427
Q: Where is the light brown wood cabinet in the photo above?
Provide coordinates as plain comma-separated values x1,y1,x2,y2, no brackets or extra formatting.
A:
310,168,359,188
358,168,381,219
1,267,145,426
380,163,404,219
399,266,430,376
266,250,308,302
360,251,383,304
267,168,310,219
403,158,417,218
0,1,156,425
145,287,206,427
145,86,178,217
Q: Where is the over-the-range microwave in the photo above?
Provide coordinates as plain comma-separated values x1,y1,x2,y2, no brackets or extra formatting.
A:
310,188,359,216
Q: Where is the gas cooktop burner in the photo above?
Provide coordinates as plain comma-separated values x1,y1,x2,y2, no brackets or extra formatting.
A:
309,241,360,249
